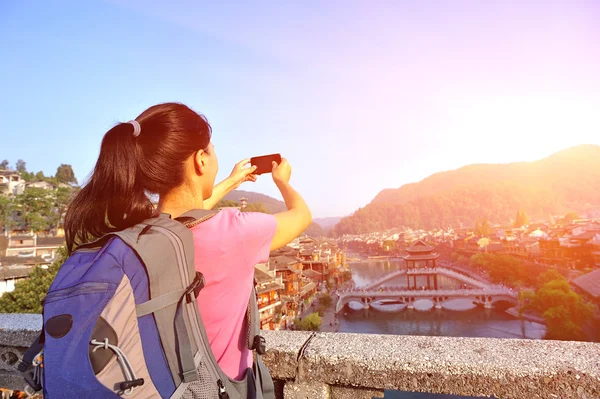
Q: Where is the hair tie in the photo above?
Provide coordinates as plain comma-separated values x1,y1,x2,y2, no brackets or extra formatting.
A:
128,120,141,137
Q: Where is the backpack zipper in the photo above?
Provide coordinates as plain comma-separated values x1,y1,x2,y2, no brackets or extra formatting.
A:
182,212,218,229
217,379,229,399
43,282,113,305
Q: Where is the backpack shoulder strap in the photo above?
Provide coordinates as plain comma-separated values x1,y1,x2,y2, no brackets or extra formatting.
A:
174,209,219,226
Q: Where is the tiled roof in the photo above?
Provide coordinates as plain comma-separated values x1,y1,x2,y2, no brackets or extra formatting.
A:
299,281,316,296
572,269,600,299
254,267,275,284
0,265,34,280
0,256,48,266
37,237,65,246
302,269,322,278
257,282,284,295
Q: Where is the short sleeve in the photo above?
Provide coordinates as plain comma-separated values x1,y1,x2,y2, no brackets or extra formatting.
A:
234,210,278,268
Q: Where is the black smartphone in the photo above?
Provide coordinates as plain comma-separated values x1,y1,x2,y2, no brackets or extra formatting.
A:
251,153,281,175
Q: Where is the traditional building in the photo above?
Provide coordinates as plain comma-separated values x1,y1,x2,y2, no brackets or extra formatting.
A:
254,265,284,330
270,256,302,296
402,240,440,290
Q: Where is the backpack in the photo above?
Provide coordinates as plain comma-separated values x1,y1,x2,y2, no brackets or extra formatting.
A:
18,209,275,399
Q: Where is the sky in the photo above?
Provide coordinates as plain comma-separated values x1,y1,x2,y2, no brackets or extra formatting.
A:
1,1,599,218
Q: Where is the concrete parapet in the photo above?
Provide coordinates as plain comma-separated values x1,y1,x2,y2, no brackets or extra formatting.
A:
1,315,599,398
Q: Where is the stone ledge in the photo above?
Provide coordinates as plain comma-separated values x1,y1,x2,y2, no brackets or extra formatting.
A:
300,332,600,399
261,330,314,380
0,314,42,347
1,315,599,399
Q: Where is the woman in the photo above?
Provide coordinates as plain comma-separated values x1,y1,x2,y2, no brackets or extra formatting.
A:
64,102,312,381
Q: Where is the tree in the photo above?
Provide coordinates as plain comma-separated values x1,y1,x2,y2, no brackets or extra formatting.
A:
521,210,530,227
55,164,78,185
562,212,580,225
480,218,492,237
52,186,74,231
16,159,26,173
318,292,333,309
0,196,14,231
530,276,594,341
35,171,45,180
474,219,482,235
214,199,239,209
0,247,67,313
242,203,268,213
514,210,529,228
294,312,322,331
13,187,54,232
0,160,8,170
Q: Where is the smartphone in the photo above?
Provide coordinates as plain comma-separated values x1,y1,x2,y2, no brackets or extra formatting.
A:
251,153,281,175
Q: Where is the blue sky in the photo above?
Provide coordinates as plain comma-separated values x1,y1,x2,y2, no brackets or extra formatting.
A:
1,1,599,217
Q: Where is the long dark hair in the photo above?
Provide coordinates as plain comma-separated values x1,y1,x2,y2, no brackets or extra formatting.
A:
65,102,212,253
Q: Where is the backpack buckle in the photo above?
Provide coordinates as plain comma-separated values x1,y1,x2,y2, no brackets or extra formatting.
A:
252,335,266,355
185,272,206,303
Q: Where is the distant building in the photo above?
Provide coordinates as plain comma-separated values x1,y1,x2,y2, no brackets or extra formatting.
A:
3,233,64,260
0,256,48,297
254,264,284,330
239,197,247,209
0,171,25,196
25,180,57,190
402,240,440,290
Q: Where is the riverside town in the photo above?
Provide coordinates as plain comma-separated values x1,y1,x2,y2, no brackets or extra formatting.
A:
2,2,600,399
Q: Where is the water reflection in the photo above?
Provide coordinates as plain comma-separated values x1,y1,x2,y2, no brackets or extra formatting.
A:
340,260,546,340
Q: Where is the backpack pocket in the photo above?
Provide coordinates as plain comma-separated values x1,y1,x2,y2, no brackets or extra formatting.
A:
43,281,121,398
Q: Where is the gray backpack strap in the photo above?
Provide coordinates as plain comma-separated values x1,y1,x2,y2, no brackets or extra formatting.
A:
247,286,275,399
174,209,219,225
112,213,214,385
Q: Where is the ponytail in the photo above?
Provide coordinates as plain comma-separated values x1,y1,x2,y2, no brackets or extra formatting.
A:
65,102,212,254
65,122,153,253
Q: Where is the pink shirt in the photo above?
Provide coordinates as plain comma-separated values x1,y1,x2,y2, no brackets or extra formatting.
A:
191,208,277,380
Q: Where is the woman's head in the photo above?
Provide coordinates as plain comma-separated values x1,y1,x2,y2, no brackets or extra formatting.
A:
65,102,217,253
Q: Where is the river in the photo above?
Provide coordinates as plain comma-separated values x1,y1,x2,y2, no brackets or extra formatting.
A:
337,259,546,398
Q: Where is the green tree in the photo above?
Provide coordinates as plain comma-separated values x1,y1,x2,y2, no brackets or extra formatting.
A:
0,196,15,230
16,159,27,173
0,247,67,313
52,186,74,231
13,187,54,232
474,218,482,235
0,160,8,170
242,203,268,213
318,292,333,309
294,312,322,331
55,164,78,185
214,199,239,209
480,218,492,237
35,171,45,180
530,275,594,341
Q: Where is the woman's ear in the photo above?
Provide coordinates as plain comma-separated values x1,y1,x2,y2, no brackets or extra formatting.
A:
193,149,205,176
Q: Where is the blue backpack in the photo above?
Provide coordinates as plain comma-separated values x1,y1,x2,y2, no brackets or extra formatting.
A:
19,210,274,399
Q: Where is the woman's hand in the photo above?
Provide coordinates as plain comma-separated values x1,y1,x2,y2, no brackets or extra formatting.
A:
272,158,291,186
227,158,258,189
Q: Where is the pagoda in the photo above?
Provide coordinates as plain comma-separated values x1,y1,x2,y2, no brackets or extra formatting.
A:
402,240,440,290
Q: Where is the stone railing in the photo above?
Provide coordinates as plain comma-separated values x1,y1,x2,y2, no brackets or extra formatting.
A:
2,314,600,398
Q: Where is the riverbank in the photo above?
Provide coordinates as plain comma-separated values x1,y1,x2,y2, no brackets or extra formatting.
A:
505,307,546,324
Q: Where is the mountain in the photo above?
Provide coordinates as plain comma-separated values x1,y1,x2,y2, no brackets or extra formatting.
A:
332,145,600,235
223,190,286,213
223,189,328,237
313,217,343,230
